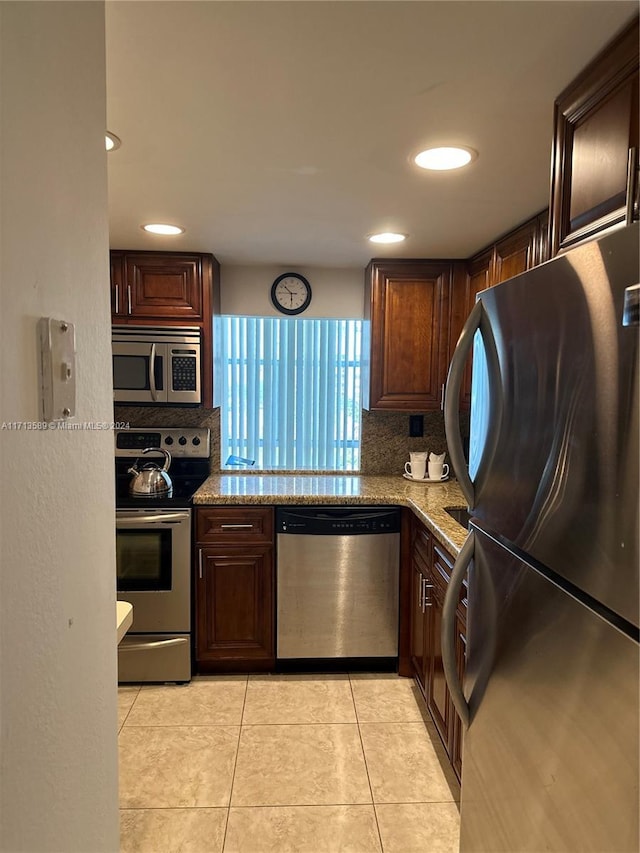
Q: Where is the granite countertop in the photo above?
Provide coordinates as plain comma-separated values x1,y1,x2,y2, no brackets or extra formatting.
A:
193,474,469,555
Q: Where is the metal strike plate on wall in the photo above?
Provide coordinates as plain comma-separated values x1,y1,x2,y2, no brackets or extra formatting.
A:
38,317,76,422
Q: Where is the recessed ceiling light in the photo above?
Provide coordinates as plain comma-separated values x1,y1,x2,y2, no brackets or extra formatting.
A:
368,232,407,244
414,146,477,171
142,223,185,236
105,132,121,152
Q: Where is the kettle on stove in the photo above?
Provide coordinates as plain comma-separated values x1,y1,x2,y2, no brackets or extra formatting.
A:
128,447,173,497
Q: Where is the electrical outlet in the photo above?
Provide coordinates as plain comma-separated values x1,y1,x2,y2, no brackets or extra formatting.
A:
409,415,424,437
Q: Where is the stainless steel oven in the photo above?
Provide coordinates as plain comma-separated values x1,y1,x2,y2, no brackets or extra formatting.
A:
112,325,201,405
116,507,192,682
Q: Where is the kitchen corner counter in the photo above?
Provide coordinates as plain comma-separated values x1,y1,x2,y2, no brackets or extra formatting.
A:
193,474,469,555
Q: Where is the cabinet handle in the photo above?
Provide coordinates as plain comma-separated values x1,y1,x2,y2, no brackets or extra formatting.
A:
422,578,434,609
114,286,119,314
418,572,424,611
127,284,132,315
220,523,254,530
440,383,445,411
198,548,203,580
626,147,639,225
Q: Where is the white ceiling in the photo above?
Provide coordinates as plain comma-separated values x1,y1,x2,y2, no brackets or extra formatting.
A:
105,1,637,267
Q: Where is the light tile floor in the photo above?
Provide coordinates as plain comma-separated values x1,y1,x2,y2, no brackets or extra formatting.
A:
119,673,460,852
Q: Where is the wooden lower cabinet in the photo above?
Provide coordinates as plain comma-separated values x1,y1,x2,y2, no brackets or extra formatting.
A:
409,515,467,781
425,569,452,751
195,507,275,671
451,615,467,781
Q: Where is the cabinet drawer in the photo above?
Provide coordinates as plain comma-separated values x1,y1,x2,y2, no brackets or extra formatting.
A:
413,524,432,568
434,540,468,619
196,507,274,544
432,542,453,586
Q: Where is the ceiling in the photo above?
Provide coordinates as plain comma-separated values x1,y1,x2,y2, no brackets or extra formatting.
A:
105,1,637,268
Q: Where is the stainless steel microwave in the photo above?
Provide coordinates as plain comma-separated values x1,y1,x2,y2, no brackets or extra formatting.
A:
112,326,201,405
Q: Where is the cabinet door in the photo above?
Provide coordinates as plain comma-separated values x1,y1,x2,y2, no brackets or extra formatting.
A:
493,218,537,284
550,19,639,255
365,261,451,410
535,209,550,266
451,615,466,782
196,546,274,664
425,575,451,751
449,251,492,411
125,253,203,319
410,561,427,692
110,251,125,318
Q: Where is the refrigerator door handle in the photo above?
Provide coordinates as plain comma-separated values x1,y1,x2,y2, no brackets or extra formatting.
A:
442,530,474,729
444,301,482,507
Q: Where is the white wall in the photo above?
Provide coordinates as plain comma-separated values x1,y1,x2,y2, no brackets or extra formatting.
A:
221,264,364,317
0,3,119,851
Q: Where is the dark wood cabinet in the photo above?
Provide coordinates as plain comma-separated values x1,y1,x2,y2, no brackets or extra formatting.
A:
194,507,275,671
493,218,538,284
451,613,467,782
364,260,452,411
110,249,220,408
123,254,204,319
550,17,639,255
409,515,466,781
425,567,451,749
409,520,432,690
110,250,216,323
449,250,492,410
449,211,548,410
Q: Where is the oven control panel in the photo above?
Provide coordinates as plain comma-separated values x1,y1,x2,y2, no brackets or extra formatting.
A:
115,428,210,458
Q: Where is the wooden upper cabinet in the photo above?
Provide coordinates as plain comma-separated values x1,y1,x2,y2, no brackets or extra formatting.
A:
493,218,538,284
550,17,639,255
110,251,126,317
449,252,491,411
110,250,218,324
449,212,547,410
535,209,550,265
125,253,203,319
364,260,452,411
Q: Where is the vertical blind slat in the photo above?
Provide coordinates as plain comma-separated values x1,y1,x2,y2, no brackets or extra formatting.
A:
218,316,361,470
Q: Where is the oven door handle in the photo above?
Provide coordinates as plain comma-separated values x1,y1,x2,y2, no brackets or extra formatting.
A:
116,512,190,525
119,637,189,652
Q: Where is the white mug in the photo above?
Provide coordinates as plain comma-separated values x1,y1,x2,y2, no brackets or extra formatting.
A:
428,460,449,480
405,452,427,480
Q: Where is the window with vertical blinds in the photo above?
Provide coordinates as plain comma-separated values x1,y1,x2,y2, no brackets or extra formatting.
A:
217,317,362,470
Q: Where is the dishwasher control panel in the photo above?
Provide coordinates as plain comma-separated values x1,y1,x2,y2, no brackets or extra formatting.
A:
276,506,401,535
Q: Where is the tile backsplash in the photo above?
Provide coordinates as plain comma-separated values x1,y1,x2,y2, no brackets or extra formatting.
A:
360,410,448,475
114,406,466,475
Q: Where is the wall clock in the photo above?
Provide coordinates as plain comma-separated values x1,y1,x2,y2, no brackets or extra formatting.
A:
270,272,312,315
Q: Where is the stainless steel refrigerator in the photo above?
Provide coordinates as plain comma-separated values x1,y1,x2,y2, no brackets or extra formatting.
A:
443,223,639,853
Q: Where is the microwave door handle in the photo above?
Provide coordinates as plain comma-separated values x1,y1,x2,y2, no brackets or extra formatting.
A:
117,512,190,525
149,343,158,402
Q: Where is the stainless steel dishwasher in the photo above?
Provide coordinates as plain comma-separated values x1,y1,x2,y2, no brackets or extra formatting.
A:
276,506,400,660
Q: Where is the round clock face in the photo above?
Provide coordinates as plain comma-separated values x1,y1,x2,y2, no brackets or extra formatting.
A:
271,273,312,315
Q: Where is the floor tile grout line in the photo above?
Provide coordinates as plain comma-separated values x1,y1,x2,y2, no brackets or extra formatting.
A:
349,674,385,853
221,675,249,852
117,682,142,733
